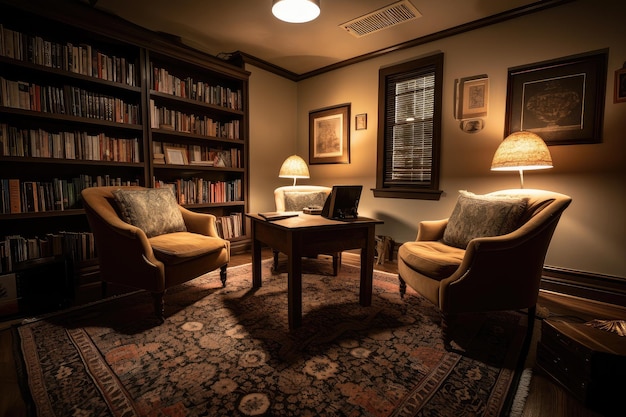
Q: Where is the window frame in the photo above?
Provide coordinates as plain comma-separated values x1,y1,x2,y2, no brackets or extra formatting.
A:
373,53,444,200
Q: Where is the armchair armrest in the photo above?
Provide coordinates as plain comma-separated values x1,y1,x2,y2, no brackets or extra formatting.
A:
84,205,159,263
179,207,220,237
416,219,448,241
440,214,563,314
83,202,166,292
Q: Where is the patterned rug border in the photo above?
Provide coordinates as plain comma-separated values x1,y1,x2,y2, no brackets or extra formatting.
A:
14,259,529,417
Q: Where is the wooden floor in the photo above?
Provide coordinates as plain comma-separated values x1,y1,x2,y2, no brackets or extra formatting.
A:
1,249,624,417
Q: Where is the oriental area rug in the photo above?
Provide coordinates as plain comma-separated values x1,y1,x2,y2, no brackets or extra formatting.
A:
14,260,529,417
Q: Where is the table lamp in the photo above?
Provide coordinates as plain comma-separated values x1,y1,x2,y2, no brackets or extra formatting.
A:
491,131,553,188
279,155,310,186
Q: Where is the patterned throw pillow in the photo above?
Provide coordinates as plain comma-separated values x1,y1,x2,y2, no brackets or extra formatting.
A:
283,191,329,211
442,190,527,249
112,188,187,238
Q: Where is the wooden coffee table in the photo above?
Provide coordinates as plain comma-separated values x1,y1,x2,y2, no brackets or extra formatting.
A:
246,213,383,329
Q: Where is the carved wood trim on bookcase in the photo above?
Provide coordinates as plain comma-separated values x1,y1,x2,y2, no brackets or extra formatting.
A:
540,266,626,307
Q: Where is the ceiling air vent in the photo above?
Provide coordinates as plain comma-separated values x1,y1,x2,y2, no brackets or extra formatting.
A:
340,0,422,38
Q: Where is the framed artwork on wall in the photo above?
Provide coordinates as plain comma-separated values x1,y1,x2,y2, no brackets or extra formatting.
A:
456,75,489,120
309,103,350,164
614,65,626,103
505,49,608,145
355,113,367,130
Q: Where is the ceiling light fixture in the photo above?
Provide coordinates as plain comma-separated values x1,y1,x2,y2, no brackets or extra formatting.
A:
272,0,320,23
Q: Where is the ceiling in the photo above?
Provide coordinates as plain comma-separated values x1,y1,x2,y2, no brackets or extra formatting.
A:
91,0,545,76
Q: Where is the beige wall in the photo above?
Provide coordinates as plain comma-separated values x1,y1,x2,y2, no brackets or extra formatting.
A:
247,66,298,213
248,0,626,278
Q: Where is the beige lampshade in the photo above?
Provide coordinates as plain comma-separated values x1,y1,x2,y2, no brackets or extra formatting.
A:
279,155,310,186
272,0,320,23
491,131,553,171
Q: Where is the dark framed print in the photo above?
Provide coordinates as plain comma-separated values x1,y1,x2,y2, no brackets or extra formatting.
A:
614,66,626,103
309,103,350,164
505,49,607,145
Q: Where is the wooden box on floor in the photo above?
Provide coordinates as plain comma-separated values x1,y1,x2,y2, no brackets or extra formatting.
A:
536,318,626,417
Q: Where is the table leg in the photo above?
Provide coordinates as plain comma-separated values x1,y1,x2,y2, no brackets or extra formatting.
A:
359,224,375,306
287,234,302,329
252,229,262,289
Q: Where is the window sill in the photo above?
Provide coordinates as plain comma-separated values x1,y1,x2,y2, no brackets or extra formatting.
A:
372,188,443,200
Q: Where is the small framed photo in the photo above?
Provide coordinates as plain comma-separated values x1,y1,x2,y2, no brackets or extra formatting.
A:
355,113,367,130
309,103,350,164
614,66,626,103
164,146,188,165
456,75,488,119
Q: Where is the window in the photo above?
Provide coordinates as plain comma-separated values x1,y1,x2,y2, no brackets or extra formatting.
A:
373,53,443,200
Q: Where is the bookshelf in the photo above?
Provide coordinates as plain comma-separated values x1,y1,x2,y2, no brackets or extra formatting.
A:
148,50,247,242
0,0,249,311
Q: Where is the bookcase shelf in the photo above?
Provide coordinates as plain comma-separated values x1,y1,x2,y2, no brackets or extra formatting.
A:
0,0,250,312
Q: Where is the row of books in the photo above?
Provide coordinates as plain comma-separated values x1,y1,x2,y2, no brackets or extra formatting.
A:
0,123,140,162
0,231,96,274
153,141,242,168
0,77,140,124
1,176,140,214
151,65,242,110
149,100,240,139
0,24,137,86
215,213,243,240
154,178,243,205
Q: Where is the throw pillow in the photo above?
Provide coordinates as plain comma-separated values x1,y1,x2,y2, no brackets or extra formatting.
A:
442,190,527,249
283,191,329,211
113,188,187,238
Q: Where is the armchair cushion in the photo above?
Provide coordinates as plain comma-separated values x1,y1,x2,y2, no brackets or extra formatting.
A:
442,190,527,249
149,232,228,265
283,191,328,211
112,188,187,238
399,241,465,280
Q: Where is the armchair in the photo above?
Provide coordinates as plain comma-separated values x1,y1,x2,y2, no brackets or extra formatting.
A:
398,189,572,348
81,186,230,321
273,185,341,275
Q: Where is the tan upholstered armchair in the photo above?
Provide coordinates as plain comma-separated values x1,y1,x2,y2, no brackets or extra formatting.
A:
398,189,572,348
273,185,341,275
81,186,230,321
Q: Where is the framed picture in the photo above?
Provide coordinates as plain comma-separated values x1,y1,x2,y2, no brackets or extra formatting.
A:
164,146,188,165
456,75,488,119
355,113,367,130
505,49,607,145
614,66,626,103
309,103,350,164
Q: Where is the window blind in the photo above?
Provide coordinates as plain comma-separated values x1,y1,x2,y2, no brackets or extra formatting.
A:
384,68,435,186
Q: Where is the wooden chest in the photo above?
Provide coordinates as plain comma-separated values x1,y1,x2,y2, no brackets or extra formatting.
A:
536,318,626,417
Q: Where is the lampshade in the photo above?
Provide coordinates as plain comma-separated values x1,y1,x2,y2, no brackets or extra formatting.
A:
279,155,310,186
491,131,553,188
272,0,320,23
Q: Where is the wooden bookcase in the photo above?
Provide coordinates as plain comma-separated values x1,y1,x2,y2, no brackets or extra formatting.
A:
148,50,247,243
0,0,249,309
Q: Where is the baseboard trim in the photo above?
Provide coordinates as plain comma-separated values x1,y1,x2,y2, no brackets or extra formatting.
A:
540,266,626,307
